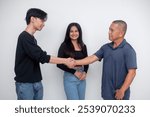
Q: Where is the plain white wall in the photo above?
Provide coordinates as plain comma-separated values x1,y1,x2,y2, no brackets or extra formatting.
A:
0,0,150,100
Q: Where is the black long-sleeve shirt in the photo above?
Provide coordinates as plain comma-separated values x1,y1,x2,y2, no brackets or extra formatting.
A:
57,42,89,74
14,31,50,83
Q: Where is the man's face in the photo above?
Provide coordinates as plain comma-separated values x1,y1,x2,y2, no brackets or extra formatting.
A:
109,23,123,41
32,17,45,31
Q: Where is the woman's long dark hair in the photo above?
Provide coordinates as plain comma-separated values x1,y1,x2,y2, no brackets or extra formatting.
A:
63,22,85,57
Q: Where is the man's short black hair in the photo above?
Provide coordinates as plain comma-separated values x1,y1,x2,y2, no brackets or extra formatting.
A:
25,8,47,25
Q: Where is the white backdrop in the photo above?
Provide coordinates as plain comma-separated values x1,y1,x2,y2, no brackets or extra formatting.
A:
0,0,150,100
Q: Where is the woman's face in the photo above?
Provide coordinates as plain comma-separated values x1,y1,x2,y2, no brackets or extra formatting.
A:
69,26,79,40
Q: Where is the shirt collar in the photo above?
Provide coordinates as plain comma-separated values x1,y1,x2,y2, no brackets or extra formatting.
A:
108,39,126,49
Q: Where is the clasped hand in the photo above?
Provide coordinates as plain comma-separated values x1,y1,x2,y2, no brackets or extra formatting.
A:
65,58,76,68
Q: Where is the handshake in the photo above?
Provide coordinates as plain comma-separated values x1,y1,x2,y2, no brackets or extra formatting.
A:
65,58,76,68
64,58,87,80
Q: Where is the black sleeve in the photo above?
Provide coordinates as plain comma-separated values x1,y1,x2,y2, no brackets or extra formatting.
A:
83,45,89,73
21,35,50,64
57,43,76,74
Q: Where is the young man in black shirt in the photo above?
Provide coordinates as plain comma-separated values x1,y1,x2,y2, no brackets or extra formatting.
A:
14,8,73,100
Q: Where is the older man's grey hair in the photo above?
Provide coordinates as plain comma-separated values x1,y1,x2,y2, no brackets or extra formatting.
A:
112,20,127,36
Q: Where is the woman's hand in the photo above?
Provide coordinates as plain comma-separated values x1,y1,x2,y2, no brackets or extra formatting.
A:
74,71,83,79
80,72,87,80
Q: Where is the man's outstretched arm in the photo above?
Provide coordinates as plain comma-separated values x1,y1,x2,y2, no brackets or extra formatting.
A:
49,56,74,68
75,55,100,65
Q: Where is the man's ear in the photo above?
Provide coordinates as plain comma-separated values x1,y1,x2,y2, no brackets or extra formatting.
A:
30,16,35,23
119,31,125,38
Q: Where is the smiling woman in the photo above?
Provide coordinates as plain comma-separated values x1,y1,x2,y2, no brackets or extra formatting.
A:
57,22,89,100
